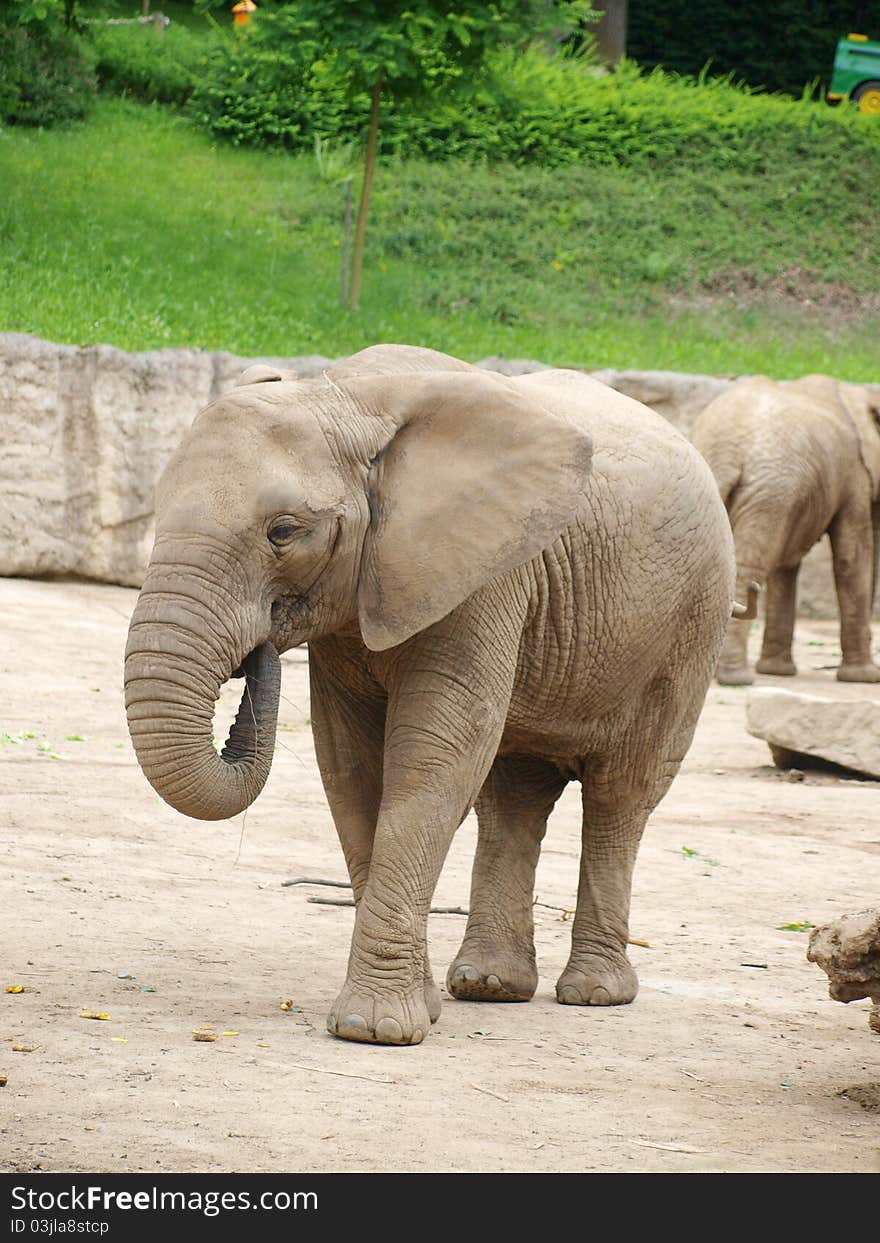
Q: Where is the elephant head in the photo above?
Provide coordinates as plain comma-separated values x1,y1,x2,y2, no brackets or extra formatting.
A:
124,358,593,822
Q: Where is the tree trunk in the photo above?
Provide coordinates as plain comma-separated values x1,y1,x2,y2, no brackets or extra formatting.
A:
591,1,628,65
349,76,382,314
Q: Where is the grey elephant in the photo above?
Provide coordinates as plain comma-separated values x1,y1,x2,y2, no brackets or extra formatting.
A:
124,345,735,1046
692,374,880,686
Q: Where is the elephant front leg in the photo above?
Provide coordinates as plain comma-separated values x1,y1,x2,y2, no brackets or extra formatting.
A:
448,754,566,1002
326,643,514,1045
830,502,880,682
756,564,800,676
309,646,443,1024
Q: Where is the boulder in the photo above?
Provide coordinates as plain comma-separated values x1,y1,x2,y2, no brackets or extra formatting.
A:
746,687,880,779
808,910,880,1041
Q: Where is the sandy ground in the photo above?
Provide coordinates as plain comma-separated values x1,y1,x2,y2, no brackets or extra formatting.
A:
1,575,879,1175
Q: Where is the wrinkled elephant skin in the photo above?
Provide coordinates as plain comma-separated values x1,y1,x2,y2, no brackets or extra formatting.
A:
124,345,735,1045
692,374,880,687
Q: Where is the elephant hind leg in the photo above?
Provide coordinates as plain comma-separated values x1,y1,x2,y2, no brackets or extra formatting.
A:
447,753,567,1003
558,661,710,1008
717,562,767,685
555,758,647,1007
756,563,800,676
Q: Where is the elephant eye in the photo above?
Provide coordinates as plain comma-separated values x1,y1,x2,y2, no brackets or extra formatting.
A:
268,518,301,547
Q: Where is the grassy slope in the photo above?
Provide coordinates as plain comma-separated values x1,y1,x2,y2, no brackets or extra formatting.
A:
0,97,877,377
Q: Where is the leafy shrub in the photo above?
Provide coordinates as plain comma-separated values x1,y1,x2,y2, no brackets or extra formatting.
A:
89,22,214,106
190,21,880,173
0,18,96,126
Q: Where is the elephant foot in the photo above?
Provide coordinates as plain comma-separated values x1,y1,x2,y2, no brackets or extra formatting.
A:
837,663,880,683
716,665,754,686
556,952,638,1007
326,981,431,1046
756,656,797,677
446,945,537,1002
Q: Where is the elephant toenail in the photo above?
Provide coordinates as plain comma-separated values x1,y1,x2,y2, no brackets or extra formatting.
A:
411,1029,424,1044
557,986,582,1005
589,986,611,1005
457,966,479,982
486,974,502,989
341,1013,368,1034
374,1017,404,1043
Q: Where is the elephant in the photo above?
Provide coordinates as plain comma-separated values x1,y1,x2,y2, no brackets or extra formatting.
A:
691,374,880,686
124,344,735,1046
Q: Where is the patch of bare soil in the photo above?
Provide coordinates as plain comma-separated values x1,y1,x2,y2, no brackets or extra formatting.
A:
2,578,879,1173
675,266,879,326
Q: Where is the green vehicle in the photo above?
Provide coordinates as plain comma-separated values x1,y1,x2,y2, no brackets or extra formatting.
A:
827,32,880,114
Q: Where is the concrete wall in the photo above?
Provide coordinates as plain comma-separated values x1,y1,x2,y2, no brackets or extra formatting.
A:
1,331,876,618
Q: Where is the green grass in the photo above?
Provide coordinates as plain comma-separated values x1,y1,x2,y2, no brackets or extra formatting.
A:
0,97,877,377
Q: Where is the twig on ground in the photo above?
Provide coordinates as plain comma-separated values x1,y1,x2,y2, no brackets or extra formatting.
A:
281,877,351,889
470,1083,510,1103
307,897,469,915
287,1062,394,1085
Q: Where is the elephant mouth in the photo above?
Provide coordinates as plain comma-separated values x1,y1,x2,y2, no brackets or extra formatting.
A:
217,643,280,765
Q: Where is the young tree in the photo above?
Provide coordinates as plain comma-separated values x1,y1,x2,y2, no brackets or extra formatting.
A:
286,2,596,311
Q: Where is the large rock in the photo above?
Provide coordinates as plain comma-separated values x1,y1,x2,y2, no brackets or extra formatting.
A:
808,910,880,1041
746,687,880,779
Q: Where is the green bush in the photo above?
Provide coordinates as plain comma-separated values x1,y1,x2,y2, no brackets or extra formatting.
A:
190,18,880,172
89,22,214,106
0,19,96,126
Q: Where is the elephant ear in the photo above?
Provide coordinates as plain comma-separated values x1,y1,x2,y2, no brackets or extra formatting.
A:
351,371,593,651
839,382,880,499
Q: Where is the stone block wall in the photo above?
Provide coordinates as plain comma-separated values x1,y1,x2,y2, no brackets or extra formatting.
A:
0,331,876,619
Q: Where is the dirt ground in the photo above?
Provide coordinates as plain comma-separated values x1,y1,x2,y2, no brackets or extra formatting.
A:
2,576,879,1174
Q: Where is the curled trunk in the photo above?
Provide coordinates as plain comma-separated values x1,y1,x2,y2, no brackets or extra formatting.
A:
124,584,281,821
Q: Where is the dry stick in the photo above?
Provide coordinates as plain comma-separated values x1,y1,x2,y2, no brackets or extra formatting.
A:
307,897,469,916
535,899,652,948
288,1062,394,1085
282,877,351,889
470,1083,510,1103
289,881,649,939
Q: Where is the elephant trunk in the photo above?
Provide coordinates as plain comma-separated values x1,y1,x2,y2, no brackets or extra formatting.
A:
124,579,281,821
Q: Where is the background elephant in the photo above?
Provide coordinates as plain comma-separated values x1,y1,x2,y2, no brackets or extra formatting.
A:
124,345,735,1046
692,374,880,686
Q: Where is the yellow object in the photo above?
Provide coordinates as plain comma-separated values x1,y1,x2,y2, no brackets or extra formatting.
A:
232,0,256,26
857,85,880,115
12,1045,35,1053
79,1011,110,1021
5,985,24,994
280,998,294,1011
848,32,869,40
193,1031,217,1042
